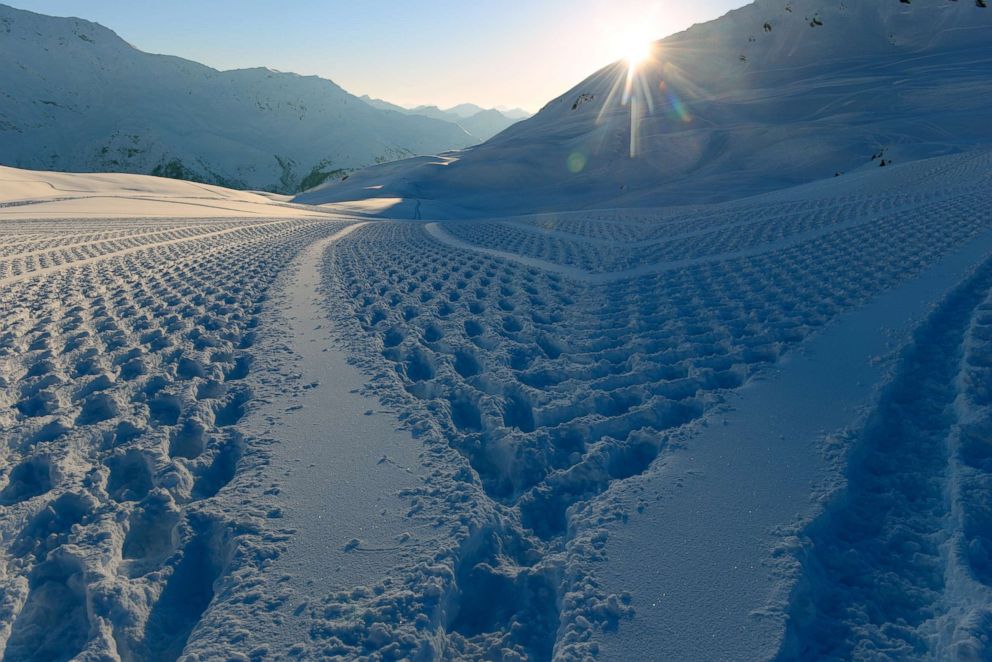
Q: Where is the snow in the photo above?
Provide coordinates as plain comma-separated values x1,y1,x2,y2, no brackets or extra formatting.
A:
597,222,992,661
0,166,335,219
229,222,444,649
2,0,992,660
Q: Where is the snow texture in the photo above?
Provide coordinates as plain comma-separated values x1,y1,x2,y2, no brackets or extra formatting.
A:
1,151,992,662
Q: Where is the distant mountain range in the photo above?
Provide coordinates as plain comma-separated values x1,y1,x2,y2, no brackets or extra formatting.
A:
0,3,525,193
358,96,530,142
302,0,992,216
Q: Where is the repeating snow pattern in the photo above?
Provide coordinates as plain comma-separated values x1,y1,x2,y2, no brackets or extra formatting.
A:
0,217,352,660
0,0,990,657
1,155,991,661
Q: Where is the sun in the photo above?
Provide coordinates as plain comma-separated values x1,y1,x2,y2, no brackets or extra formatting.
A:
624,40,654,70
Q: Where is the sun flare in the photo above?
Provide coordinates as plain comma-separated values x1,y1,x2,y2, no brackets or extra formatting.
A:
624,40,654,70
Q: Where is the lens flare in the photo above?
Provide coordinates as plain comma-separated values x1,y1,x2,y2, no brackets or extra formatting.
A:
566,151,588,174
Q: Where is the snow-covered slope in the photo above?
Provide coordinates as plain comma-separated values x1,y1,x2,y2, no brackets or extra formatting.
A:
0,165,338,218
0,4,477,193
301,0,992,215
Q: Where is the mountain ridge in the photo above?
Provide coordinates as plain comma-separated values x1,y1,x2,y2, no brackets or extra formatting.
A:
358,95,530,141
0,3,478,193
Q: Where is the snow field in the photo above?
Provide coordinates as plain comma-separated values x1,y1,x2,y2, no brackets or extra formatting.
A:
1,150,990,661
441,152,992,277
0,216,351,661
296,151,992,660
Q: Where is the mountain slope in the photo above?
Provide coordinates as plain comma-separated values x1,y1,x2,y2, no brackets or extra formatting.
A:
360,96,530,141
0,4,476,193
300,0,992,215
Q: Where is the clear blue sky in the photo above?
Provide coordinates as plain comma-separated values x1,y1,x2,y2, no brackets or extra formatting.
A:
5,0,746,111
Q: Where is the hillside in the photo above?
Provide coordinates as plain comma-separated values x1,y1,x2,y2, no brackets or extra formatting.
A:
300,0,992,215
0,4,477,193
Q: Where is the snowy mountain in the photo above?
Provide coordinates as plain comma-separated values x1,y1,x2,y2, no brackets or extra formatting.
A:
0,4,478,193
359,95,530,141
301,0,992,215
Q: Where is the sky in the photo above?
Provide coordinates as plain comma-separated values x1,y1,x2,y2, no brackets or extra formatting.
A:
5,0,746,112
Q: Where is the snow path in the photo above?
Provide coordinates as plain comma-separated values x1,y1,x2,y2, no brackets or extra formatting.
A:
424,221,594,281
776,260,992,657
593,228,992,661
234,221,440,646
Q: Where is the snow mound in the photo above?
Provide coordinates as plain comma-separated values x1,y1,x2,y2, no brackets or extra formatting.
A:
0,165,335,218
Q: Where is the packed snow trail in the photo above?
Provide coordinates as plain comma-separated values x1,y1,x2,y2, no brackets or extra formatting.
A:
204,221,450,650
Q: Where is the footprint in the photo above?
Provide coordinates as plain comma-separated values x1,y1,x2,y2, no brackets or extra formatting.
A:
0,456,54,505
134,515,229,662
3,554,89,662
10,492,93,560
106,450,154,502
122,491,180,575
